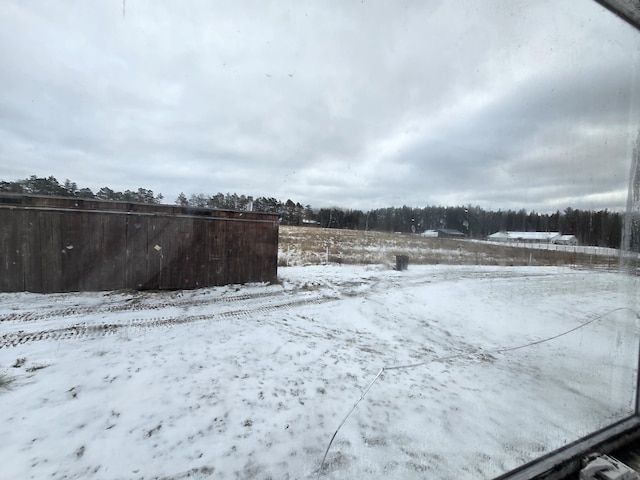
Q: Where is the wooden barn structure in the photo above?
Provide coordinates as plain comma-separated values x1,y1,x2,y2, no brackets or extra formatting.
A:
0,194,279,293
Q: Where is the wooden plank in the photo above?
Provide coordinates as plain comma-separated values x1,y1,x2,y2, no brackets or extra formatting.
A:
242,221,259,283
91,213,121,290
0,209,27,291
99,213,128,290
174,218,187,289
144,216,172,289
20,211,39,292
77,212,97,291
206,218,226,286
179,217,197,289
261,221,277,282
160,217,181,289
159,216,178,289
16,210,34,292
116,215,129,288
97,213,113,290
83,212,105,292
59,211,83,291
130,203,157,214
250,220,277,284
189,216,208,288
225,221,244,285
272,221,279,280
0,210,12,290
223,220,236,285
126,214,149,290
174,217,190,289
41,211,63,293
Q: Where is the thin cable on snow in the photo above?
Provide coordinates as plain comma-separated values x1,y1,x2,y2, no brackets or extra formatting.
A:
316,307,640,478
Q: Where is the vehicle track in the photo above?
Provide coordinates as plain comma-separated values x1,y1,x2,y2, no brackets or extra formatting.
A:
0,289,295,323
0,295,340,349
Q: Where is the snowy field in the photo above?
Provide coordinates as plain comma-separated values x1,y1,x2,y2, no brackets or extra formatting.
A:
1,264,639,480
277,225,622,269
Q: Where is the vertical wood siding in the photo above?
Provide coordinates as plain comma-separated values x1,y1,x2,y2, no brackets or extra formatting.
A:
0,196,279,293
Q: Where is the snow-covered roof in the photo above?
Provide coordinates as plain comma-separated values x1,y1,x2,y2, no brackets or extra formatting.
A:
488,231,561,241
421,229,465,237
439,229,465,236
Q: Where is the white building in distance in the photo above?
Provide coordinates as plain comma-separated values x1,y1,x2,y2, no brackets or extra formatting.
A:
488,231,578,245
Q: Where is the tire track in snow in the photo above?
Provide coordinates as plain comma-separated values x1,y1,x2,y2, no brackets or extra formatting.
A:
0,290,287,323
0,295,339,349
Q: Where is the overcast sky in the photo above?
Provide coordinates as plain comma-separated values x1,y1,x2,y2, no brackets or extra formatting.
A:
1,1,639,212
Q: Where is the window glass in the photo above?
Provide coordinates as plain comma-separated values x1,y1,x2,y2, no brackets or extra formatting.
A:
0,1,639,479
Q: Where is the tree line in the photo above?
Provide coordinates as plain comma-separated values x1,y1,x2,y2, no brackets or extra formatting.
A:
312,205,623,248
0,175,164,204
0,175,624,248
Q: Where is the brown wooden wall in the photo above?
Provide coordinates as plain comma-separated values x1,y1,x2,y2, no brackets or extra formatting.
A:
0,195,279,293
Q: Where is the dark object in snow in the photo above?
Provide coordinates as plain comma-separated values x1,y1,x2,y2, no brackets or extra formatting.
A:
395,255,409,271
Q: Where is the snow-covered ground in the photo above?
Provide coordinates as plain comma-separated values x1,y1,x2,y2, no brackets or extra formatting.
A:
1,265,639,480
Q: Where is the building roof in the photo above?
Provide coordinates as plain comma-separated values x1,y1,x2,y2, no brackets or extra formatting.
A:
438,229,466,236
421,229,466,237
488,231,561,241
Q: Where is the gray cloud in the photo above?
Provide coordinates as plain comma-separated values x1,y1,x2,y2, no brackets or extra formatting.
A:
0,0,638,212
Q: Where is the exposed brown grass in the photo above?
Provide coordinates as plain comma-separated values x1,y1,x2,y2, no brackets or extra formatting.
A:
0,373,15,390
278,226,621,269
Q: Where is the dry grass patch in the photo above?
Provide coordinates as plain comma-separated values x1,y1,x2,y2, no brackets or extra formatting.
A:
0,372,15,390
278,226,621,269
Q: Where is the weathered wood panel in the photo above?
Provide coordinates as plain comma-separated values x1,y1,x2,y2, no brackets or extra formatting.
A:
60,211,83,291
189,216,208,288
0,194,279,293
208,218,226,286
126,215,149,290
256,221,279,283
144,215,173,290
225,220,243,285
22,211,42,292
38,211,63,293
0,209,24,291
103,213,128,290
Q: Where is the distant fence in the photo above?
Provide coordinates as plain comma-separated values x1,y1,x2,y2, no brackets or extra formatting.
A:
0,195,279,293
480,240,621,257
